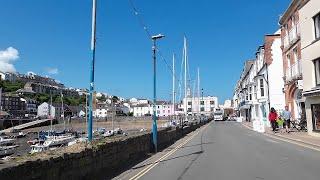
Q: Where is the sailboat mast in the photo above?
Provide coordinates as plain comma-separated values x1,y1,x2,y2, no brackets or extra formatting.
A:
197,68,200,115
50,94,53,132
184,37,188,120
61,91,65,130
172,54,175,116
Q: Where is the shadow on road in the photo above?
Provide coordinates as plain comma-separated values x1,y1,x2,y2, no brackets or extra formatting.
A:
178,141,214,149
177,131,205,180
132,150,204,170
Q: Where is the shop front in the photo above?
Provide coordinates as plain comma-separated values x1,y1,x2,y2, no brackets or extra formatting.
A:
303,89,320,136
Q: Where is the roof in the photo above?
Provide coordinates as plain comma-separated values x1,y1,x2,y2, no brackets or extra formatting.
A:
133,104,150,108
241,60,254,80
155,100,169,105
279,0,309,25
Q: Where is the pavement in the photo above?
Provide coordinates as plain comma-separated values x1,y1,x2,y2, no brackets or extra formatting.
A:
113,121,320,180
242,121,320,149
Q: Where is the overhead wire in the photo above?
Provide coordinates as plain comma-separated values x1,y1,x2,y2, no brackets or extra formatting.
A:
128,0,178,78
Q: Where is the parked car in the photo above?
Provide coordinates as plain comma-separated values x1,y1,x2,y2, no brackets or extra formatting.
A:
113,128,123,135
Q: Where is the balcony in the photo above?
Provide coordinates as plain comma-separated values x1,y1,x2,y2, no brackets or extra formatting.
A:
285,60,302,83
283,24,300,49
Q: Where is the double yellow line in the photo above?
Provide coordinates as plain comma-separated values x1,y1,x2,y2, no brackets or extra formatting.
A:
129,124,209,180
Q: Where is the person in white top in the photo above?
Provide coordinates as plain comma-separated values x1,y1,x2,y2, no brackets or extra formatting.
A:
282,106,292,133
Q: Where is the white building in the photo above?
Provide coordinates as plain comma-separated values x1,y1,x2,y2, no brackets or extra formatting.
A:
133,101,174,117
300,0,320,136
133,104,151,117
234,31,285,126
94,107,108,118
37,102,56,119
182,96,218,116
79,110,86,117
223,100,232,108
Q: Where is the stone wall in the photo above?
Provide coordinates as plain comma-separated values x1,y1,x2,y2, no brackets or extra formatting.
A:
0,121,209,180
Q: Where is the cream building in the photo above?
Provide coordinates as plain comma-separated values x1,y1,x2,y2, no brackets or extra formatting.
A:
182,96,218,116
300,0,320,136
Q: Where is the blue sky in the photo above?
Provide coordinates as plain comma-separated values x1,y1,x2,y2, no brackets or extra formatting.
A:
0,0,290,103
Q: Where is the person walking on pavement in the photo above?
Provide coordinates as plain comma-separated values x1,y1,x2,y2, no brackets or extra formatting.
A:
269,107,278,132
282,106,292,133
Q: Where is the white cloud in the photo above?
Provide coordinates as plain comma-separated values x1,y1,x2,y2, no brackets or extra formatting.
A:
46,67,59,75
0,47,19,73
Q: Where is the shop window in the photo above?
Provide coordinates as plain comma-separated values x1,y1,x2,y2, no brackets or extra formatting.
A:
311,104,320,131
261,104,266,118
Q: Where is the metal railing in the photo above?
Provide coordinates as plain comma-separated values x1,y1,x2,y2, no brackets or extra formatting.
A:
282,24,300,49
285,60,302,82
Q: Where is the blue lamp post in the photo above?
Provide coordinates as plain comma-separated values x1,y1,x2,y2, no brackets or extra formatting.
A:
88,0,97,142
151,34,165,152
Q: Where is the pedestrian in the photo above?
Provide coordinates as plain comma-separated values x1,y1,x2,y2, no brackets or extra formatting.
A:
269,107,278,132
282,106,291,133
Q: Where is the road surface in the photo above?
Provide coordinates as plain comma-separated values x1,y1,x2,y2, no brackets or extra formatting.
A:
114,121,320,180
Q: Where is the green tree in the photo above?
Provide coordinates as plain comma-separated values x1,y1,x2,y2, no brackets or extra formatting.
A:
112,96,119,103
97,94,107,102
0,80,25,92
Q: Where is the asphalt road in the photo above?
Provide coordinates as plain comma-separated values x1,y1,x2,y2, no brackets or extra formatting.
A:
115,121,320,180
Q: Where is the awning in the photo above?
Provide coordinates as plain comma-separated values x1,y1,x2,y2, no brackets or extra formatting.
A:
239,104,251,110
303,88,320,97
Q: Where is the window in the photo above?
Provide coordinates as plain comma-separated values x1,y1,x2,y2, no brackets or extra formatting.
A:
314,59,320,86
210,107,214,112
286,54,291,68
249,87,252,100
314,13,320,39
260,79,265,97
254,86,257,99
200,101,204,105
210,101,214,105
311,104,320,131
200,107,205,112
188,101,192,105
293,48,298,63
187,108,192,112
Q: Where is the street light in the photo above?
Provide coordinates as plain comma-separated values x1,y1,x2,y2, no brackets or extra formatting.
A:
88,0,97,142
151,33,165,153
